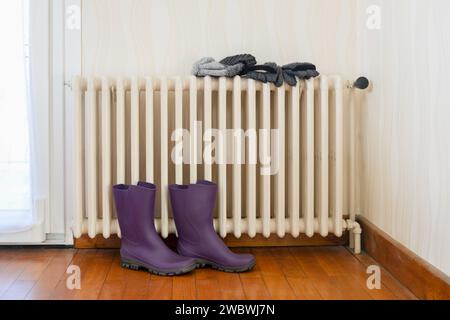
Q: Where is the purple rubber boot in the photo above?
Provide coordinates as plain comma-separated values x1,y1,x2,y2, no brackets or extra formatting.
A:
112,182,197,276
169,180,255,273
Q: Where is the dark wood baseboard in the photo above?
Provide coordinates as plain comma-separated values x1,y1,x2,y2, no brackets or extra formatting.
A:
74,232,348,249
75,235,122,249
224,233,348,247
358,216,450,300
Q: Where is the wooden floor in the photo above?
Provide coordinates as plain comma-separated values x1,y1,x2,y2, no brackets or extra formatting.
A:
0,246,417,300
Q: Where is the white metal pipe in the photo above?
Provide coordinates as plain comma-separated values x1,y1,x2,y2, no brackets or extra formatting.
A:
101,77,111,239
289,82,301,237
116,77,126,184
246,79,257,238
73,76,83,239
261,83,271,238
304,79,315,237
145,78,154,182
83,217,351,237
189,76,198,183
79,76,343,92
333,76,344,237
275,86,286,238
175,77,183,184
130,77,140,185
347,220,362,254
348,79,357,223
218,77,227,238
160,78,169,238
232,77,242,238
203,76,213,181
319,76,329,237
86,77,98,238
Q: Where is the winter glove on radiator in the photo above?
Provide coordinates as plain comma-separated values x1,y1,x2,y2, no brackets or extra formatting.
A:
220,54,257,74
282,62,320,86
244,62,320,87
193,57,245,77
243,63,284,87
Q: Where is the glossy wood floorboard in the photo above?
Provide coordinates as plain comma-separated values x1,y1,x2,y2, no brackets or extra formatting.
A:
0,246,417,300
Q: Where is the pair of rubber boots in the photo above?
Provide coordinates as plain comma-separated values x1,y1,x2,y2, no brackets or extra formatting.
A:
112,180,255,276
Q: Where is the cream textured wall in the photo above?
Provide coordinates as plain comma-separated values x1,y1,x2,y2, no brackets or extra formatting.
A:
357,0,450,275
80,0,359,220
80,0,450,275
81,0,358,77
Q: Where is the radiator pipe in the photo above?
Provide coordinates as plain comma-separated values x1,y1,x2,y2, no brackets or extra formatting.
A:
74,76,357,92
68,76,372,91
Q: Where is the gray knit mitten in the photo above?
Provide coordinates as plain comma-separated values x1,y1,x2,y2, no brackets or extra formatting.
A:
192,57,244,77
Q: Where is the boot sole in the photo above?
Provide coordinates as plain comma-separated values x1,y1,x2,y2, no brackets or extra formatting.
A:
194,259,256,273
121,258,197,276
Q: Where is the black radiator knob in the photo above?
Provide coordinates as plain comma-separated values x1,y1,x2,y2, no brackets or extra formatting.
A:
353,77,370,90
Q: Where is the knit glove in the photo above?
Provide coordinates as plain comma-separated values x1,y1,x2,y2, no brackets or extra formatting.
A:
220,54,257,75
282,63,320,86
243,63,284,87
192,57,245,77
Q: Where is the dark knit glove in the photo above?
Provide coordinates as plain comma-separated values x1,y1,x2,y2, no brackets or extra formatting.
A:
282,63,320,86
243,63,284,87
220,54,257,75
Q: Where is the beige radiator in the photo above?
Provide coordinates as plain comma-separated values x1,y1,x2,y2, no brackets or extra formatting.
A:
71,75,361,253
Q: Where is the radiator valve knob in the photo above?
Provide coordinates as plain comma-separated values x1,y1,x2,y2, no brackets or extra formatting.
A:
353,77,370,90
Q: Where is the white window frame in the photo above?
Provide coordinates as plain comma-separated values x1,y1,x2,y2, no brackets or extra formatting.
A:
63,0,82,245
0,0,81,244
